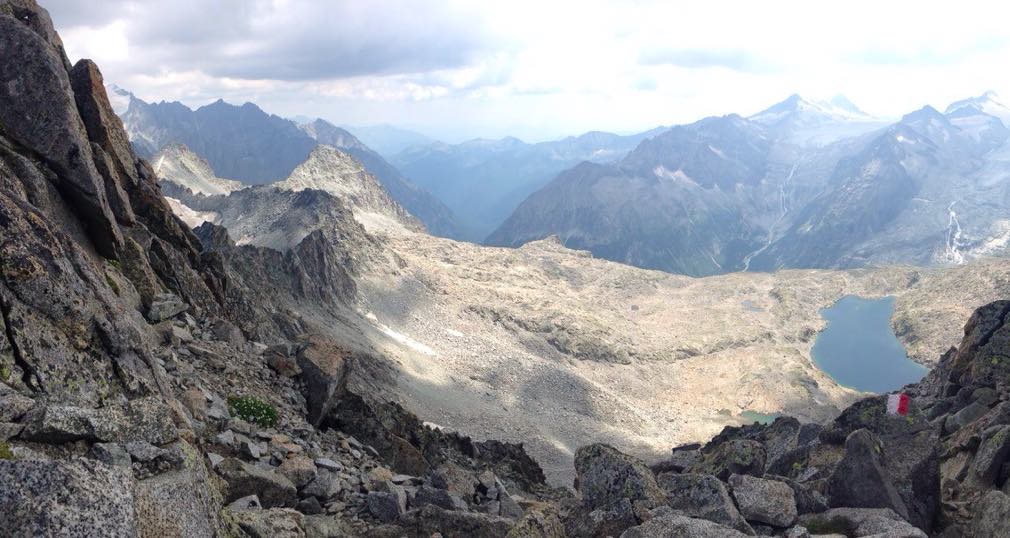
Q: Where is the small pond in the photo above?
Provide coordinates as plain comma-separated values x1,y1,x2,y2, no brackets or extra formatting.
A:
811,295,928,393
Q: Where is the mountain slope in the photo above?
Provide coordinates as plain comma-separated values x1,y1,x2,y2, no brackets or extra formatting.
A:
116,94,461,237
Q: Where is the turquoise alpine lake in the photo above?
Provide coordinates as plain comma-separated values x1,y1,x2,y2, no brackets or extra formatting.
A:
811,295,928,393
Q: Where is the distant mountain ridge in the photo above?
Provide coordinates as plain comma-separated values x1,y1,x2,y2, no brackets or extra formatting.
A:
391,126,667,240
491,93,1010,276
113,90,461,237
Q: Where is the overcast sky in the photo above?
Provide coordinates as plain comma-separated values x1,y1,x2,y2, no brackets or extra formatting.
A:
45,0,1010,143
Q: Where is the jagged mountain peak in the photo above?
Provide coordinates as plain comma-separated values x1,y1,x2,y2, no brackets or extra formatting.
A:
274,145,423,234
750,93,873,124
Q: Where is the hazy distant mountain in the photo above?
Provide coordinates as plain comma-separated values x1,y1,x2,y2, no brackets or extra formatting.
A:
122,97,317,183
114,91,460,237
392,127,665,240
945,91,1010,126
341,124,436,157
750,104,1010,270
490,94,1010,276
486,116,774,274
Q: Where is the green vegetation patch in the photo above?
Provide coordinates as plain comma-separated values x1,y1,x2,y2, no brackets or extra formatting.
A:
227,395,278,428
0,441,15,460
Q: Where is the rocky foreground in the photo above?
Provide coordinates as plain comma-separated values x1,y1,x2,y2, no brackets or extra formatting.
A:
2,1,1010,536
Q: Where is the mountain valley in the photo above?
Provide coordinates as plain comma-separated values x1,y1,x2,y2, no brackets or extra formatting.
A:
5,1,1010,536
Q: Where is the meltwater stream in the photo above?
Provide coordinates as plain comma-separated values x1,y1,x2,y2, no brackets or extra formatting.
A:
811,295,928,394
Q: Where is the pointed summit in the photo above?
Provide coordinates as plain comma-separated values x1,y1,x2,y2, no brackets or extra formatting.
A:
748,93,882,146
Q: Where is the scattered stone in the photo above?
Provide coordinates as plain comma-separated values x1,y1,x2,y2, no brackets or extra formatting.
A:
92,442,131,467
146,293,188,323
314,458,342,472
179,388,208,422
301,470,342,501
391,473,416,484
296,496,323,515
215,430,236,447
278,456,317,488
239,436,262,459
207,452,224,469
229,495,264,512
729,473,798,527
412,485,469,511
407,504,514,538
268,352,303,378
367,487,407,523
216,457,298,508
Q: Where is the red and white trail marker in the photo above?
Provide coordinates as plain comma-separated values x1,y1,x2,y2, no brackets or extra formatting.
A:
886,393,910,416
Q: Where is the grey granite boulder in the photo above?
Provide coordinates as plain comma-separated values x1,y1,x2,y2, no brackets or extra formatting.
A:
657,472,753,534
729,473,798,528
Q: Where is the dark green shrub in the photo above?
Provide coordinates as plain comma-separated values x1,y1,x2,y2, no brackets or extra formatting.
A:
0,441,15,460
227,395,278,428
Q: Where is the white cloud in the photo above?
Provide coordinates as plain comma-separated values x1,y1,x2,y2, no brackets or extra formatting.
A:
44,0,1010,141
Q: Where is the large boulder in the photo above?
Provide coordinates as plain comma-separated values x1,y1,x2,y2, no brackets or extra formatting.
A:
216,457,298,508
506,505,564,538
619,513,751,538
574,443,665,510
132,440,227,537
18,397,178,445
729,473,798,528
0,2,123,257
972,425,1010,484
799,507,924,537
656,473,753,534
406,504,514,538
231,508,305,538
296,336,350,426
688,439,766,480
967,491,1010,538
367,487,407,523
826,429,910,521
0,457,137,536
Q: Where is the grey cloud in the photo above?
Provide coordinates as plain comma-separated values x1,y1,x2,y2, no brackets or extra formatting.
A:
46,0,500,81
43,0,132,27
